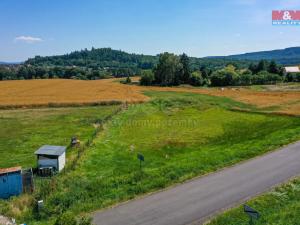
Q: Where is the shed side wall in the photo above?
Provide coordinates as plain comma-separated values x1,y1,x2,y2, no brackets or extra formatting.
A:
58,152,66,171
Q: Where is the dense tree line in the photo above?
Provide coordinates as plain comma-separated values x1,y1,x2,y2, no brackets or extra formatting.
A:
0,65,114,80
209,60,288,86
1,48,300,85
140,53,300,87
2,48,253,80
0,48,253,81
25,47,252,71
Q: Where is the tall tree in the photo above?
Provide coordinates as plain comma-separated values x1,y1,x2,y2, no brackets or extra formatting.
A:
17,66,29,79
200,66,209,79
248,63,257,74
154,52,182,86
268,60,279,74
256,60,268,73
179,53,191,83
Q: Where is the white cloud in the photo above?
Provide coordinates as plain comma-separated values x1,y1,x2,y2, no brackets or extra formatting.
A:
14,36,43,43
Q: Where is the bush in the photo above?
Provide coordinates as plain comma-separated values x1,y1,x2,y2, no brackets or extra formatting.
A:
265,73,283,84
252,74,266,85
54,212,77,225
239,74,252,85
119,76,132,84
140,70,154,86
78,216,92,225
125,76,132,84
210,65,240,86
189,71,204,86
252,71,283,85
286,72,300,82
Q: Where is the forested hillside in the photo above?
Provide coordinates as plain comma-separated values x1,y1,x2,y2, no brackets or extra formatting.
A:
0,48,252,80
25,48,252,71
25,48,157,73
215,47,300,65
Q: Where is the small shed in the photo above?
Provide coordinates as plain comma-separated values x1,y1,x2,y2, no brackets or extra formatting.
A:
0,166,22,199
35,145,66,172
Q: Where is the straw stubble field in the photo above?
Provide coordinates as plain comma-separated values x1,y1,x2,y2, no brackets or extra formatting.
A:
0,78,299,115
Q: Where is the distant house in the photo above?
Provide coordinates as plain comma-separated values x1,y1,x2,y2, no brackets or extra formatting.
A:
35,145,66,172
0,166,22,199
284,66,300,74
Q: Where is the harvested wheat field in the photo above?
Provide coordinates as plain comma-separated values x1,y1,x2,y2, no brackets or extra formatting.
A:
0,78,299,115
149,86,300,115
0,79,149,107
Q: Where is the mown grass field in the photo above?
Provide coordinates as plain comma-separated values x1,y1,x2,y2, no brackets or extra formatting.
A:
2,91,299,224
208,178,300,225
0,106,119,168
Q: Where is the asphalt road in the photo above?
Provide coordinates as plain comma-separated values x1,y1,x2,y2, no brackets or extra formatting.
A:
93,141,300,225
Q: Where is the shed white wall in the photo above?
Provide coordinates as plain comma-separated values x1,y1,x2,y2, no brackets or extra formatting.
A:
58,152,66,171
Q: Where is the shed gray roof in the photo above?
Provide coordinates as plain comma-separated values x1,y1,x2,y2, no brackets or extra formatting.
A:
35,145,66,156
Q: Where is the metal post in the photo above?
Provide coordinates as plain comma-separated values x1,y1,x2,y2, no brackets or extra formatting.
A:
250,216,253,225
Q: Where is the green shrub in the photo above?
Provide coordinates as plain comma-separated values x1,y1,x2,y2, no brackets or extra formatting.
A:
210,65,240,86
120,76,132,84
239,74,252,85
252,71,283,85
140,70,154,86
285,72,300,82
189,71,204,86
54,212,77,225
78,216,92,225
126,76,132,84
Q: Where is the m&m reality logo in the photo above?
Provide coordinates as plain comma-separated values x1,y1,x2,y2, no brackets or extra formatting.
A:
272,10,300,25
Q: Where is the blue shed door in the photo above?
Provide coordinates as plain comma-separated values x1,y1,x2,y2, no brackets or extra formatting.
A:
0,172,22,199
8,172,22,196
0,174,9,198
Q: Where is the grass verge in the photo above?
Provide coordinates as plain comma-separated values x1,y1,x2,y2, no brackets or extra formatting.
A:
207,177,300,225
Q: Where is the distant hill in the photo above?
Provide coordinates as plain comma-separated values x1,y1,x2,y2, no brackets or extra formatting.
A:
25,48,158,70
0,61,21,65
212,47,300,65
25,47,252,71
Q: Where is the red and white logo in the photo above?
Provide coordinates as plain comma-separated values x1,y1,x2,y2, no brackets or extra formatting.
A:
272,10,300,25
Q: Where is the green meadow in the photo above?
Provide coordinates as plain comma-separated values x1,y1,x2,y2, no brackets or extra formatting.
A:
1,91,297,224
0,106,119,168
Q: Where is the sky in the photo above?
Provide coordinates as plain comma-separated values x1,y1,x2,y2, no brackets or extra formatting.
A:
1,0,300,62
